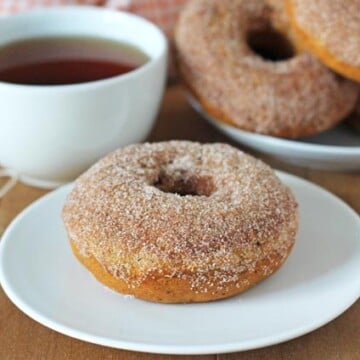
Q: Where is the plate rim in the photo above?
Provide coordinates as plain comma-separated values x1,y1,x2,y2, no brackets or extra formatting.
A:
1,171,359,355
188,94,360,156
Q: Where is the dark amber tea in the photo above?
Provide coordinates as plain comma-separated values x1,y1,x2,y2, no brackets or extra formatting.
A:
0,36,149,85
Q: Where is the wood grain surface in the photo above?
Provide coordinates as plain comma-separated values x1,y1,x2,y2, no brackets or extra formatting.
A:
0,85,359,360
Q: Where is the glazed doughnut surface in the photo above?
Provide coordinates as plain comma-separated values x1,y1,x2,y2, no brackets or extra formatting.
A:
63,141,298,303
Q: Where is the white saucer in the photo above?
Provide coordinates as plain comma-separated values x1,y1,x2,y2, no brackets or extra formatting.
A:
188,96,360,171
0,172,359,355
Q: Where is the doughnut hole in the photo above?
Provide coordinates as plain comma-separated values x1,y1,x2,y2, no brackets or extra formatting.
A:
153,169,215,197
247,26,295,61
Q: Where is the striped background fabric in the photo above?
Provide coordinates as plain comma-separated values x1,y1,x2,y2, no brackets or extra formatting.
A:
0,0,188,35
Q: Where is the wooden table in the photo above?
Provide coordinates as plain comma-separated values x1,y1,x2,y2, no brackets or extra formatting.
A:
1,85,359,360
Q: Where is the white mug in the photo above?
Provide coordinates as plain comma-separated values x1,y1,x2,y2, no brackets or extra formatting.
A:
0,6,168,188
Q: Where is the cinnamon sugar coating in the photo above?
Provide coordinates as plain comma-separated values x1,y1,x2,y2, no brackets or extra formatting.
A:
288,0,360,81
174,0,358,138
63,142,298,303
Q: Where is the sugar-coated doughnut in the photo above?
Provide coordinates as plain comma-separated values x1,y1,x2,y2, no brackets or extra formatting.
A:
62,141,298,303
287,0,360,82
347,98,360,132
175,0,358,138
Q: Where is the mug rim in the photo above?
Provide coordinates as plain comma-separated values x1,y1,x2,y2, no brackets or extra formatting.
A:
0,5,168,92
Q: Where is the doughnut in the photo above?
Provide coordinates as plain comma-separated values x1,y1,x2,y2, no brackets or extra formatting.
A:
347,97,360,132
62,141,298,303
287,0,360,82
174,0,359,138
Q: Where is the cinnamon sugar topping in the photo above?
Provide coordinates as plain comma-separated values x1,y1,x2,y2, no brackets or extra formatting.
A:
291,0,360,67
62,142,298,294
174,0,358,138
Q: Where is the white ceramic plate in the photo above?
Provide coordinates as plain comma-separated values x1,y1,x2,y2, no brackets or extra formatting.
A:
0,172,359,355
188,96,360,171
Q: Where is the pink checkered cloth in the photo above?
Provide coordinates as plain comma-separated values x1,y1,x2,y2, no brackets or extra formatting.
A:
0,0,188,36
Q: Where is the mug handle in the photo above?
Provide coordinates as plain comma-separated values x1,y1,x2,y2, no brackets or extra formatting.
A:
0,169,18,199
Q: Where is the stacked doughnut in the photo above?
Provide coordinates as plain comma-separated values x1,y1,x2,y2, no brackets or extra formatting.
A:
175,0,360,137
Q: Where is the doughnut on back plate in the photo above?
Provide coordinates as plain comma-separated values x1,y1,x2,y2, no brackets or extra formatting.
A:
174,0,358,138
287,0,360,82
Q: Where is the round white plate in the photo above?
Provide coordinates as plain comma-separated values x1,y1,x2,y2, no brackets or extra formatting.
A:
188,96,360,171
0,172,359,355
